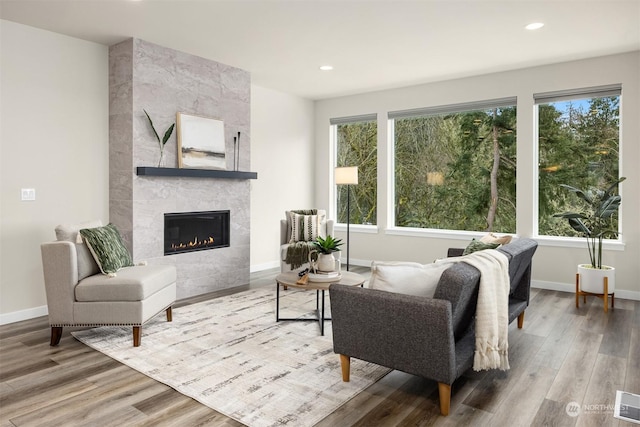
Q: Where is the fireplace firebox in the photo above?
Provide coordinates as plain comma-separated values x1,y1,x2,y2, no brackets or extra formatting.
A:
164,210,230,255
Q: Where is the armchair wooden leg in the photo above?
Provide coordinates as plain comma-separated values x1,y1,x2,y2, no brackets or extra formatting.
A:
517,311,525,329
339,354,351,382
50,327,63,346
133,326,141,347
438,383,451,416
166,307,173,322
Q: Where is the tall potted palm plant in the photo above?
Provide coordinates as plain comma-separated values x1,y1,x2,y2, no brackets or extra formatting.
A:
554,177,625,294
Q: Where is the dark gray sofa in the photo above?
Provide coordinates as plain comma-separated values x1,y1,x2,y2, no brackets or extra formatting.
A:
329,238,538,416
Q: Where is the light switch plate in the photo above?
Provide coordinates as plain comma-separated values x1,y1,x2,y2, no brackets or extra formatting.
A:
21,188,36,201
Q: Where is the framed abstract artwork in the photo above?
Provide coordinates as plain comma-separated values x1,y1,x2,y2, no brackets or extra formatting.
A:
177,113,226,170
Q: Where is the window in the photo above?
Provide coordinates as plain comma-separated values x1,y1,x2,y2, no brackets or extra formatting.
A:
332,115,377,225
390,98,517,233
536,85,621,238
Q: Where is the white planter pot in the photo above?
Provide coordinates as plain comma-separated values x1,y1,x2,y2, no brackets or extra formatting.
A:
308,250,337,272
317,253,336,272
578,264,615,294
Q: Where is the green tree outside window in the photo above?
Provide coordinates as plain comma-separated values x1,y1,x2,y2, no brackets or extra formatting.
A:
336,120,377,225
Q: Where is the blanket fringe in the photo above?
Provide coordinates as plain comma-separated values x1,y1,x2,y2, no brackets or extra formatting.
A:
473,340,510,371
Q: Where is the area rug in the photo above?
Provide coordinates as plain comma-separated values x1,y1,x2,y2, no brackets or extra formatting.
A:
72,286,389,427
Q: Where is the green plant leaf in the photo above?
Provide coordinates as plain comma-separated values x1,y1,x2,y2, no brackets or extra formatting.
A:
559,184,593,204
598,195,621,218
143,109,161,144
313,235,343,254
567,217,590,235
162,123,175,146
603,176,626,197
553,212,587,219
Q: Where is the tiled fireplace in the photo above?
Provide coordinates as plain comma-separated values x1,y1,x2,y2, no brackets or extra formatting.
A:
109,38,251,299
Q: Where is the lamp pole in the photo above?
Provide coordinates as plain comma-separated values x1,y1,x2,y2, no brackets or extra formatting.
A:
346,184,351,271
335,166,358,272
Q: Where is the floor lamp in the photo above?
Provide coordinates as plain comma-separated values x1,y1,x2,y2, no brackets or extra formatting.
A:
335,166,358,271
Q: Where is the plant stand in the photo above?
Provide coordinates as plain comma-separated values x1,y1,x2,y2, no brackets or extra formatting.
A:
576,273,614,313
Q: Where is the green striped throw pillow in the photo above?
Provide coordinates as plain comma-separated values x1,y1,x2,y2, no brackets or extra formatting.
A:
80,223,133,275
289,213,321,243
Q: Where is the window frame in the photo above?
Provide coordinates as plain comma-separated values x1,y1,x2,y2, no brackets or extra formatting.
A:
533,84,624,248
388,97,518,234
330,114,378,230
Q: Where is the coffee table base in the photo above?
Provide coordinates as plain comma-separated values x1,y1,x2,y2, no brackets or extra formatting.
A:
274,271,365,336
276,284,331,336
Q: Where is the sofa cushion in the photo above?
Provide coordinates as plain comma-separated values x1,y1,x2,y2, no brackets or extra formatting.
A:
75,264,176,302
80,223,133,275
369,260,454,298
55,220,102,281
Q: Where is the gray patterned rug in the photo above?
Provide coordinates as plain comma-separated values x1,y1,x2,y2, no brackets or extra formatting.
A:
72,286,389,427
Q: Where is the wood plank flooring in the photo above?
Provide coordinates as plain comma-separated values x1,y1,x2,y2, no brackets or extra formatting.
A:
1,266,638,426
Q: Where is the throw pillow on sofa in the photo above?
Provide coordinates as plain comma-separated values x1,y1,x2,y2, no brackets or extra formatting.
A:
462,238,500,255
480,232,512,245
80,223,133,275
369,260,455,298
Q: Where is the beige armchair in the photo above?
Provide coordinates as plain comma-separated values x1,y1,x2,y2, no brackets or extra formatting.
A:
41,222,177,347
279,210,337,272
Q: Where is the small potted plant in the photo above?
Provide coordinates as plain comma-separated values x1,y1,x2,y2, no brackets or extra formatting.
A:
144,109,175,167
309,235,343,272
554,176,625,294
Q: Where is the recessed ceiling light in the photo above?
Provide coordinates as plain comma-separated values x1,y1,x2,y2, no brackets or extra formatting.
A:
525,22,545,30
319,65,334,71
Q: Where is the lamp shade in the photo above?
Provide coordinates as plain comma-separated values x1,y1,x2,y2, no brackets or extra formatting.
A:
335,166,358,185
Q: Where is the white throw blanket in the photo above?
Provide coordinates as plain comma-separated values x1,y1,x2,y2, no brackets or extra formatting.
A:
462,249,511,371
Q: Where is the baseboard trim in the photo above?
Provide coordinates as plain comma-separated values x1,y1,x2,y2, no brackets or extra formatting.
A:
0,305,48,325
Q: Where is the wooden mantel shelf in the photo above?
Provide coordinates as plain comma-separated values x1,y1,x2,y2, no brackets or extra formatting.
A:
136,167,257,180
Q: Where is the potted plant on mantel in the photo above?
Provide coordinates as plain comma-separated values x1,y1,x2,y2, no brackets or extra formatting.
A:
554,176,625,295
144,110,175,168
309,235,343,272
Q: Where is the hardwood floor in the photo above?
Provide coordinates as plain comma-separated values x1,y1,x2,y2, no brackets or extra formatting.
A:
1,266,638,426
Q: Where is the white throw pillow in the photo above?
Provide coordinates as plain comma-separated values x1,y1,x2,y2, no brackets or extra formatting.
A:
368,259,455,298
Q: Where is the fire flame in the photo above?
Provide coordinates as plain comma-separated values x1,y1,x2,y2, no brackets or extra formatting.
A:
171,236,215,251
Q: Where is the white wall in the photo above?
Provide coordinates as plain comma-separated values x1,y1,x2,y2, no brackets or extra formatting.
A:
0,20,109,322
250,85,315,271
315,52,640,299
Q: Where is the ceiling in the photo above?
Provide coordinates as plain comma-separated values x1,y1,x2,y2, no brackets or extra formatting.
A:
1,0,639,100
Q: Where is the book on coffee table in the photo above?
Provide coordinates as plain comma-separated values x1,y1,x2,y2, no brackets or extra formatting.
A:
308,271,341,282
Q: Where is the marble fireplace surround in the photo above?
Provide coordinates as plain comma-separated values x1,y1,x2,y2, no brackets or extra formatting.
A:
109,38,252,299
